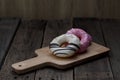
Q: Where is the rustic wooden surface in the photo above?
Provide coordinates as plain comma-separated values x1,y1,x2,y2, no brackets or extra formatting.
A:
0,18,20,68
101,19,120,80
0,19,47,80
0,18,120,80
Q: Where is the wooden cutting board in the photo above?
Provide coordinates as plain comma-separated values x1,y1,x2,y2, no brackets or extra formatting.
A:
12,42,110,74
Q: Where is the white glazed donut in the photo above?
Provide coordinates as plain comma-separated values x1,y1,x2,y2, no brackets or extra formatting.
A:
49,34,80,58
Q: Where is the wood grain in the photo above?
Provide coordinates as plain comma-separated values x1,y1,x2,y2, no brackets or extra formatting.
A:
0,18,20,68
35,20,73,80
0,0,120,19
73,18,114,80
101,19,120,80
97,0,120,19
0,20,47,80
0,0,73,19
72,0,98,18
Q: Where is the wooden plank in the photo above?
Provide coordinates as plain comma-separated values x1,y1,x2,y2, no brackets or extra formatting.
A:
0,0,73,19
0,18,20,68
1,0,120,19
73,18,114,80
97,0,120,19
35,20,73,80
101,19,120,80
73,0,98,18
0,20,47,80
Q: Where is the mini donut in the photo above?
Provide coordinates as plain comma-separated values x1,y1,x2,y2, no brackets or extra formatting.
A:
49,34,80,58
66,28,92,53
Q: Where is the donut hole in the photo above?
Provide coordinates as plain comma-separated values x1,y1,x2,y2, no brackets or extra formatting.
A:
60,42,68,47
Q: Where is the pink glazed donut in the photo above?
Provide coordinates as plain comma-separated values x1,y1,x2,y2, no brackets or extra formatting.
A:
66,28,92,53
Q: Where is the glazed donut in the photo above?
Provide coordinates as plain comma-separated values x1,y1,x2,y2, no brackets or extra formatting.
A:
66,28,92,53
49,34,80,58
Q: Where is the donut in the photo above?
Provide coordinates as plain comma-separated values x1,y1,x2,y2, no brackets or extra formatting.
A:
49,34,80,58
66,28,92,53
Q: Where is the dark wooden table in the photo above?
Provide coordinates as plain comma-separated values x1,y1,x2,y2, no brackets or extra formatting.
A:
0,18,119,80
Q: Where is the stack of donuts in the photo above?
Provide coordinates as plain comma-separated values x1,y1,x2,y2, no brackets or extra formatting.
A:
49,28,92,58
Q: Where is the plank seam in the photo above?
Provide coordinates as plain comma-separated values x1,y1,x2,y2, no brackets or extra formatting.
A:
99,19,115,80
34,20,47,80
40,21,47,48
0,19,21,69
72,20,75,80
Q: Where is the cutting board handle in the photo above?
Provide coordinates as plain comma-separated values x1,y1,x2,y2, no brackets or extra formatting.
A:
12,57,47,74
